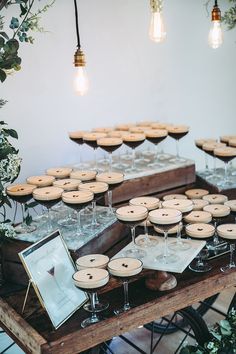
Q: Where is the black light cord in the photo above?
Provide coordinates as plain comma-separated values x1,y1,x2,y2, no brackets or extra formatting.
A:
74,0,81,49
215,0,218,7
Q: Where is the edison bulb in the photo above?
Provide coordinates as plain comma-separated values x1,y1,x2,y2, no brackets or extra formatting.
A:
208,20,223,49
74,66,89,96
149,11,166,43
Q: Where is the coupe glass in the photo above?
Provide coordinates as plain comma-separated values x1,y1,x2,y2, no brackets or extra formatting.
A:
73,268,109,328
195,139,217,177
202,142,226,183
108,257,142,314
122,133,145,173
224,200,236,223
96,172,124,218
79,182,108,228
214,147,236,189
221,244,236,272
167,125,189,163
54,178,81,227
33,187,63,233
97,137,123,172
76,254,109,312
186,223,215,272
149,208,182,264
116,205,148,259
62,190,94,238
203,204,230,251
68,130,88,169
145,129,168,168
6,183,37,233
162,199,193,251
129,196,160,248
83,132,107,171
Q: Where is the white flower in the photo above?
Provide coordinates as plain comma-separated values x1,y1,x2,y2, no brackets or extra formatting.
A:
0,223,16,238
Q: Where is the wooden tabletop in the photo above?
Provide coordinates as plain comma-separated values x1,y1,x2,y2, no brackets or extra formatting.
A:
0,253,236,354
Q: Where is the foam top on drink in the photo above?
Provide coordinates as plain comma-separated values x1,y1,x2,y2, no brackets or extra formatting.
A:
129,196,160,211
162,199,193,213
53,178,81,191
79,181,108,194
203,204,230,218
46,167,73,179
185,189,209,199
108,257,143,277
217,224,236,239
185,223,215,239
96,172,124,185
224,200,236,212
70,170,97,181
7,183,36,196
184,211,212,224
144,129,168,138
191,199,210,211
26,175,55,187
76,254,109,270
73,268,109,289
149,208,182,225
62,190,94,204
116,205,148,222
33,186,63,201
203,194,228,204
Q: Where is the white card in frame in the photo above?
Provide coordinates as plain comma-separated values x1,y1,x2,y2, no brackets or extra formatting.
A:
19,229,88,329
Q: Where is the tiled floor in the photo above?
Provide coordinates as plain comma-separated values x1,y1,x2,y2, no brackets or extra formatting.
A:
0,287,234,354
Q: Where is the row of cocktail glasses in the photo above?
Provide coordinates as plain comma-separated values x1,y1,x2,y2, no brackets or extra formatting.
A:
6,169,124,237
195,136,236,188
69,123,190,173
114,189,236,273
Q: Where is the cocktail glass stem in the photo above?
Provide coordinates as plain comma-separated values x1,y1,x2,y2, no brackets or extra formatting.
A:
176,222,183,244
213,220,219,246
91,201,99,226
76,209,83,236
88,291,100,322
176,140,180,159
223,162,229,185
93,148,98,171
79,145,83,166
163,230,168,260
144,221,148,238
20,203,27,227
122,280,131,311
107,190,113,215
229,244,236,268
204,152,210,174
196,252,204,268
108,152,112,172
131,226,136,246
46,207,53,233
131,148,136,171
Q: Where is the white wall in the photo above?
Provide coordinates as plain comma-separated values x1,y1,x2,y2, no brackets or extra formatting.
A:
1,0,236,181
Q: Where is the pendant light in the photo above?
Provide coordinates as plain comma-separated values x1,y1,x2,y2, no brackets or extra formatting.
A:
73,0,89,96
208,0,223,49
149,0,166,43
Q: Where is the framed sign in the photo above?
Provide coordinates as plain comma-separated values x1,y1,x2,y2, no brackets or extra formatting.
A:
19,230,87,329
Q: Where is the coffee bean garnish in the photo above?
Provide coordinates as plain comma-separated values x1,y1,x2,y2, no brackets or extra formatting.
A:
46,192,50,194
174,203,180,206
86,273,93,279
214,207,219,210
128,210,134,213
227,229,233,232
162,213,169,216
122,263,128,268
39,179,42,181
197,228,203,231
63,182,70,185
90,259,96,262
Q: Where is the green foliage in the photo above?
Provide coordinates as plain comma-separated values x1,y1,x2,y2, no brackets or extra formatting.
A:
0,0,55,82
222,0,236,30
180,308,236,354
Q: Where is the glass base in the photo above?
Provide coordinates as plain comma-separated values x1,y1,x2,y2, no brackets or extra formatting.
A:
114,304,131,315
124,248,147,259
189,261,212,273
169,240,191,251
81,315,101,328
135,235,158,248
15,223,36,234
207,240,228,252
220,264,236,273
155,253,179,264
169,156,186,163
148,162,164,168
84,301,109,312
58,217,77,228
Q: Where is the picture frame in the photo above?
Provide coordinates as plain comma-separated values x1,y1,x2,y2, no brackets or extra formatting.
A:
19,229,87,329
